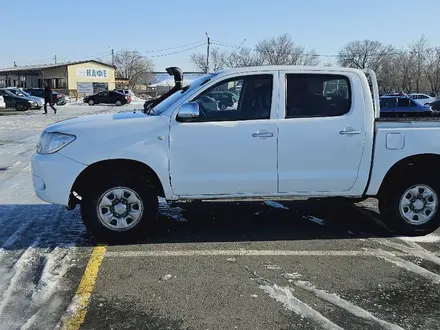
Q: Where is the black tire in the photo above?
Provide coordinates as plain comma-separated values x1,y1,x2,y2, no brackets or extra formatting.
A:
379,174,440,235
88,100,94,106
80,175,159,243
115,100,122,106
15,103,27,111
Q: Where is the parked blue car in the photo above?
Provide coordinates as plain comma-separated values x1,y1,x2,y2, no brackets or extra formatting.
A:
380,96,433,117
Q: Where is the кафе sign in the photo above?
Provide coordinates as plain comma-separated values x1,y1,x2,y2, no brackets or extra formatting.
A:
76,68,109,79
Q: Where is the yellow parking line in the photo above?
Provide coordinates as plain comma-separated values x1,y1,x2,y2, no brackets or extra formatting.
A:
62,244,107,330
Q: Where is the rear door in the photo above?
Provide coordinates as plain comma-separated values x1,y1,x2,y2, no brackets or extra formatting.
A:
277,71,368,194
396,98,421,114
108,91,119,103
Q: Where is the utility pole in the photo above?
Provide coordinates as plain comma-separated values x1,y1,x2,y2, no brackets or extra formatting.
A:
206,32,210,73
53,54,57,64
109,46,114,66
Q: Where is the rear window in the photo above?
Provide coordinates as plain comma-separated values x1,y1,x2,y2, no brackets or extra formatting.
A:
285,74,352,118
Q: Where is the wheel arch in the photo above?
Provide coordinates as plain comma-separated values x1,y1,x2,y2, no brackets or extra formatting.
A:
71,158,165,201
378,153,440,197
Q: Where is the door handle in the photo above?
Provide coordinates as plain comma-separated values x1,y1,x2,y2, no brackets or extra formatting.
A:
252,132,275,138
339,129,362,135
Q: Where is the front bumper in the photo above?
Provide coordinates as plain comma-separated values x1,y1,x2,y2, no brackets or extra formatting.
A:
31,152,87,206
29,102,40,109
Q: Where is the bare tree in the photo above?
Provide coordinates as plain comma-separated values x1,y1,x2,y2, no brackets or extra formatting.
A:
189,48,226,72
410,35,429,92
114,50,154,80
255,33,319,65
338,40,395,72
425,47,440,93
221,47,264,68
189,33,318,70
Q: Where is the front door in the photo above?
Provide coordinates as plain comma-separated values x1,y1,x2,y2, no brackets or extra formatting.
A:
277,72,367,193
169,73,278,196
95,91,108,103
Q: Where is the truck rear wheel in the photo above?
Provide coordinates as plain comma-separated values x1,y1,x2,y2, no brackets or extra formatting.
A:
379,174,440,235
80,175,159,243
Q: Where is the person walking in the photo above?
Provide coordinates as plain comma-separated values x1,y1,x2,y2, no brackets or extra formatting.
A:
43,82,57,114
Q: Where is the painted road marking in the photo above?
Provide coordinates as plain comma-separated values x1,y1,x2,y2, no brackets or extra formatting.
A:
103,249,440,258
60,245,107,330
364,248,440,284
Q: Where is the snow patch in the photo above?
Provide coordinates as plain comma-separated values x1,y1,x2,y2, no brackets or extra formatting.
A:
264,264,281,270
264,201,289,210
303,215,326,226
158,198,186,222
282,273,302,282
160,274,173,281
259,283,343,330
294,280,404,330
397,233,440,243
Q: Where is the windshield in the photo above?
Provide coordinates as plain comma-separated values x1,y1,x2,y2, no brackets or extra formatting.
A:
150,73,217,116
8,89,26,97
3,90,16,97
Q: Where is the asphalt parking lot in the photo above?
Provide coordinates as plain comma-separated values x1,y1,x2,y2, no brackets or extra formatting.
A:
75,199,440,330
1,107,440,330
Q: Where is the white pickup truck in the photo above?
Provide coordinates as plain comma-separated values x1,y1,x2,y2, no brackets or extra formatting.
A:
31,65,440,242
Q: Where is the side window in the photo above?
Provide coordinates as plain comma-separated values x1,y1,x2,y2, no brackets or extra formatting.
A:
380,98,396,109
286,74,352,118
191,74,273,122
397,98,411,107
420,95,428,99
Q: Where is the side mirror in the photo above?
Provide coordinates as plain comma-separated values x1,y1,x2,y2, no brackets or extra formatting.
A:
176,102,200,121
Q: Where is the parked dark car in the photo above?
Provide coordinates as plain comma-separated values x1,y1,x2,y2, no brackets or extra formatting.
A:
0,88,39,111
24,88,68,106
83,91,130,106
380,96,433,117
6,88,44,109
430,99,440,111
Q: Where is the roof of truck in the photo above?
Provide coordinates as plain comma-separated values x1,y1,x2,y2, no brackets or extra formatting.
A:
215,65,364,75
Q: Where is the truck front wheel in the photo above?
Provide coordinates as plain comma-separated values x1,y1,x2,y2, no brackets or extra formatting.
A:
379,175,440,235
80,176,159,243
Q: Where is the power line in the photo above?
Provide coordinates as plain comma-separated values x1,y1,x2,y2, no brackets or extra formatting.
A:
123,40,207,54
149,42,207,58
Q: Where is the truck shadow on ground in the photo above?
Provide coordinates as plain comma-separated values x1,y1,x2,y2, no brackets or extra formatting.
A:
0,199,393,250
147,199,393,244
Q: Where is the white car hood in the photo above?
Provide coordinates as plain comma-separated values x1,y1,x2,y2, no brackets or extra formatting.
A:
46,110,153,133
50,110,171,166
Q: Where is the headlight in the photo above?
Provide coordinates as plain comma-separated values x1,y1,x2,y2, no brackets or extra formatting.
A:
36,131,76,154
